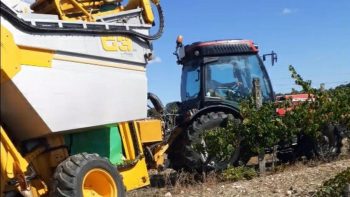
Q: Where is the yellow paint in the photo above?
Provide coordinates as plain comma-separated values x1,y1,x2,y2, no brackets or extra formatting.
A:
30,180,48,197
45,135,69,168
47,0,98,21
23,147,46,164
101,36,133,52
136,119,163,143
0,127,29,174
0,127,60,196
118,121,150,191
32,0,157,24
1,26,21,84
29,135,68,185
119,122,136,160
53,54,146,72
1,26,54,83
82,169,117,197
132,121,144,156
120,157,150,191
64,0,94,21
93,6,124,18
0,168,4,197
0,127,29,194
125,0,155,24
141,0,155,23
30,136,67,196
153,144,168,168
18,46,54,68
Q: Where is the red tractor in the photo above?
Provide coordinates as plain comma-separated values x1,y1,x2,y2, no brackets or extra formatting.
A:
276,93,314,116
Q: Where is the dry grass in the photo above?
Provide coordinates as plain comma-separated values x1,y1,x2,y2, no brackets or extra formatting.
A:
127,143,350,197
128,158,350,197
127,169,221,197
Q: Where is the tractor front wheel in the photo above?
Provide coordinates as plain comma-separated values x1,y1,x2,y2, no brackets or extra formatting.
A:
51,153,125,197
169,112,242,172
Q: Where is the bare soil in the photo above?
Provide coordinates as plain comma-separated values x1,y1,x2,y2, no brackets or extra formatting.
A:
128,157,350,197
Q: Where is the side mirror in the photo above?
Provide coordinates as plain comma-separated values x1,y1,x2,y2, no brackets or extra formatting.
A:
176,35,183,47
173,35,183,64
262,51,278,66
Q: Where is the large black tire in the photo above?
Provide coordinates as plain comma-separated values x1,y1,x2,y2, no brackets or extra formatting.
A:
51,153,125,197
315,124,343,160
169,112,242,172
295,124,343,161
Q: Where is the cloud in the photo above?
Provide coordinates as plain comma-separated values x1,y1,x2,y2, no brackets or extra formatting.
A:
148,56,162,64
282,8,293,15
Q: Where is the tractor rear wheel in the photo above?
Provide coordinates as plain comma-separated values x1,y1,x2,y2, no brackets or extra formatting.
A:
315,124,343,160
296,124,343,161
169,112,242,172
51,153,125,197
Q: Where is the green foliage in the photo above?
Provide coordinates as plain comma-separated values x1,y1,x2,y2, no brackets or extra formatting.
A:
315,168,350,197
197,65,350,160
240,100,288,152
241,65,350,153
220,166,257,182
287,65,350,134
195,119,241,162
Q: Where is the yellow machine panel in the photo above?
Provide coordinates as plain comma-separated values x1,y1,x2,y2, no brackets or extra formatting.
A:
118,122,151,190
119,157,150,191
1,127,29,194
1,26,54,84
136,119,163,143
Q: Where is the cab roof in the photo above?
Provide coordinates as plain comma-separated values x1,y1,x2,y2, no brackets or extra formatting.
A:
183,39,259,60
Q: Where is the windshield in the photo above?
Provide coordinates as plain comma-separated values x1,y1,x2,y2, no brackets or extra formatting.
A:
205,55,273,102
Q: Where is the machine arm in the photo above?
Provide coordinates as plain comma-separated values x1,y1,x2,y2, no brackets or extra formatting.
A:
0,0,164,41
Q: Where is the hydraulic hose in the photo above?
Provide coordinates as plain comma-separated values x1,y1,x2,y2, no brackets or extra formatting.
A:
148,92,164,114
0,1,164,41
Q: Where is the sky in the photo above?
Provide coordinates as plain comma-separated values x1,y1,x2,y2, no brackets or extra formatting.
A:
19,0,350,104
147,0,350,104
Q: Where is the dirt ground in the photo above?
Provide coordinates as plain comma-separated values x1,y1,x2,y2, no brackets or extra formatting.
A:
128,157,350,197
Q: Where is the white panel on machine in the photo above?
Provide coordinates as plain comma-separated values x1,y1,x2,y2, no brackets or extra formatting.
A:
1,58,147,141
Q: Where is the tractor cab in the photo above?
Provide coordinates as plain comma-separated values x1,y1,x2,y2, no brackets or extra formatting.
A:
174,37,275,112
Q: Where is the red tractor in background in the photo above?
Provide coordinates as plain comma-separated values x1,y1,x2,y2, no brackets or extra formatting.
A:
274,93,343,163
276,93,314,116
